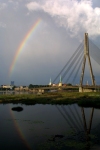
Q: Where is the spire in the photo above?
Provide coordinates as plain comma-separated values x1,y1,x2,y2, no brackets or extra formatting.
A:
60,75,62,83
49,78,52,86
59,75,62,87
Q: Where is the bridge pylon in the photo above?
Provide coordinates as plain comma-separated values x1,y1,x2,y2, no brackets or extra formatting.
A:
79,33,95,92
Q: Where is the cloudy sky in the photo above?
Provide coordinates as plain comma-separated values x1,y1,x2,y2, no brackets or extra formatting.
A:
0,0,100,86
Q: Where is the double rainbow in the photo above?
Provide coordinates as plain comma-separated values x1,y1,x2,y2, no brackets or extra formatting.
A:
9,18,41,75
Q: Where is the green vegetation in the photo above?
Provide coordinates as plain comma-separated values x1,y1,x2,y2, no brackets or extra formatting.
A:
0,92,100,108
28,84,49,88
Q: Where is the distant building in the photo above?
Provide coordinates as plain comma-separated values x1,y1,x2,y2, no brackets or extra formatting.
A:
52,83,57,87
14,86,29,91
11,81,14,86
1,85,13,89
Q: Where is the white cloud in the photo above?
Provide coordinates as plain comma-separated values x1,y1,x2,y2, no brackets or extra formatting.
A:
26,2,41,11
26,0,100,37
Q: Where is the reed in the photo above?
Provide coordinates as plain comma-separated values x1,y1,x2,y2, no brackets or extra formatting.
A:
0,92,100,108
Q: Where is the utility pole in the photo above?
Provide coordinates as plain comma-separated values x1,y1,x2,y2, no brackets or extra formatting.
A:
79,33,95,92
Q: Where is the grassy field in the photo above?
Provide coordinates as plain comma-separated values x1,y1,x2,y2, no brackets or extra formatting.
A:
0,92,100,108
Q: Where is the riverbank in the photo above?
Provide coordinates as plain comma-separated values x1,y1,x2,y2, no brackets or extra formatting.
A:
0,92,100,108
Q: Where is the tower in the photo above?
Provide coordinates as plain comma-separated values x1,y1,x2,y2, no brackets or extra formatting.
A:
49,78,52,86
11,81,14,86
58,75,62,87
79,33,95,92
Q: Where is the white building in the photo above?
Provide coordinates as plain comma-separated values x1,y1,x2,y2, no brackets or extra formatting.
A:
1,85,13,89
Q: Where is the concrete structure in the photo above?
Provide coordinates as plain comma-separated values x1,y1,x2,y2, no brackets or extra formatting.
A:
79,33,95,92
79,87,96,92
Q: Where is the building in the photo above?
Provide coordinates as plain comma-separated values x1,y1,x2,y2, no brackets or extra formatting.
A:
11,81,14,86
1,85,13,89
14,86,29,91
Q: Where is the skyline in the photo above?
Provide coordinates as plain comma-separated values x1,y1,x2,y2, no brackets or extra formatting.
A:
0,0,100,85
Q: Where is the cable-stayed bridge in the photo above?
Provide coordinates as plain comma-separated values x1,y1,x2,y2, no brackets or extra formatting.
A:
28,33,100,93
50,33,100,92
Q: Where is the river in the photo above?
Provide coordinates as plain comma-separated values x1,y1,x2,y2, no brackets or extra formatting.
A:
0,103,100,150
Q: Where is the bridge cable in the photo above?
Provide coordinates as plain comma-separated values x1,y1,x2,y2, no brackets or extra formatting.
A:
61,44,84,81
68,105,83,130
61,45,84,81
53,41,84,83
89,39,100,54
90,50,100,66
65,49,83,83
72,53,84,84
73,105,84,129
61,105,80,131
56,105,77,131
56,105,85,134
90,52,100,66
89,39,100,65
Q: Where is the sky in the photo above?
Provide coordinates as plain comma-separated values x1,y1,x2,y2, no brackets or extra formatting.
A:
0,0,100,86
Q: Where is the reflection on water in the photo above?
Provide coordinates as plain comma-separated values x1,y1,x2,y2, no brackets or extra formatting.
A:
0,103,100,149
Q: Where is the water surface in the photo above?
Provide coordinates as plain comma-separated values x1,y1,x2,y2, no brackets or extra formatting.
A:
0,103,100,149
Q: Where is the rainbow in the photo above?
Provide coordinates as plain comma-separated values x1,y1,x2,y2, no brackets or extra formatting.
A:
9,18,41,75
9,106,31,149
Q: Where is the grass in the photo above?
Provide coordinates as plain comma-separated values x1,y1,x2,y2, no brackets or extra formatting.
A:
0,91,100,108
